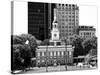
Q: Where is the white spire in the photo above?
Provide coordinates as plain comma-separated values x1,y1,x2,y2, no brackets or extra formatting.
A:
51,8,59,41
53,8,57,23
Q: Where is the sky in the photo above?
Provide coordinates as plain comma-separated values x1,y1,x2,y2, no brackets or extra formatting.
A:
79,5,97,28
79,5,98,35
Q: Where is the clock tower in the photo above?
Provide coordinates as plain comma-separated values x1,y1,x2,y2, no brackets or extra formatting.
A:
51,9,59,41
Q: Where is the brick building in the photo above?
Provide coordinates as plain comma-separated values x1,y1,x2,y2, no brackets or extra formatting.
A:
36,12,74,67
78,26,96,39
36,45,74,67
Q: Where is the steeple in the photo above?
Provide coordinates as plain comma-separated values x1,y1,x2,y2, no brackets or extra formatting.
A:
51,8,59,41
52,8,59,31
53,8,58,23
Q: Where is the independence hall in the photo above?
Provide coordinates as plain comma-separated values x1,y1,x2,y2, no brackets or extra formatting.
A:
36,10,74,67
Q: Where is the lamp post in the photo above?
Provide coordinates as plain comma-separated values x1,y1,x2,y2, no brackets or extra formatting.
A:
65,38,71,71
64,38,67,71
46,43,48,72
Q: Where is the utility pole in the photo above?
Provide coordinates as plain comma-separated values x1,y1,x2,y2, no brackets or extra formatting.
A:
45,3,51,72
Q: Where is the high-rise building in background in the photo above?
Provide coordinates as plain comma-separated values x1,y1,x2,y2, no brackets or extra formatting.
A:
28,2,54,41
54,4,79,40
28,2,49,41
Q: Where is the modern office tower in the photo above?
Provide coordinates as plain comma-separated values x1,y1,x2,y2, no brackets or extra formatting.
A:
28,2,56,41
28,2,50,41
78,26,96,39
54,4,79,40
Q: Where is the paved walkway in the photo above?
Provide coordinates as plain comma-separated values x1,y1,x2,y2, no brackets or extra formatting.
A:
13,65,97,74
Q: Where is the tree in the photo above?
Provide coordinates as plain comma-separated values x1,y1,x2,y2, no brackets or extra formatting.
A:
11,34,38,72
40,39,49,45
12,35,24,45
89,49,97,56
71,35,84,57
27,34,37,57
14,34,37,57
12,43,33,72
20,44,32,69
11,44,25,71
82,36,97,55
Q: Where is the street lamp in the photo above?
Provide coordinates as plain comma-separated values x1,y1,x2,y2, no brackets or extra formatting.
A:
65,38,70,71
64,38,68,71
46,43,49,72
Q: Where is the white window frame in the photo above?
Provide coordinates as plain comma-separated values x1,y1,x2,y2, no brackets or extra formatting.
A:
42,52,44,56
58,51,60,56
69,51,72,55
54,51,56,56
38,52,40,56
62,51,64,56
50,52,53,56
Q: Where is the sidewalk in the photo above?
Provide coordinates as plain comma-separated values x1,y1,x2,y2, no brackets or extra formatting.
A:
12,65,97,74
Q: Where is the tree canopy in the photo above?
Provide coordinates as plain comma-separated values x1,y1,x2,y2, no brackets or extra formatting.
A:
40,39,49,45
11,34,38,71
69,35,97,57
71,35,84,57
82,36,97,55
82,36,97,50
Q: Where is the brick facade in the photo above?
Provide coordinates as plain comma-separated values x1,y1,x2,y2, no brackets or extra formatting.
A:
36,45,74,67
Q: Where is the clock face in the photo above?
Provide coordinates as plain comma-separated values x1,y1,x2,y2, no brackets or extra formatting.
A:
54,34,57,37
54,25,56,28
